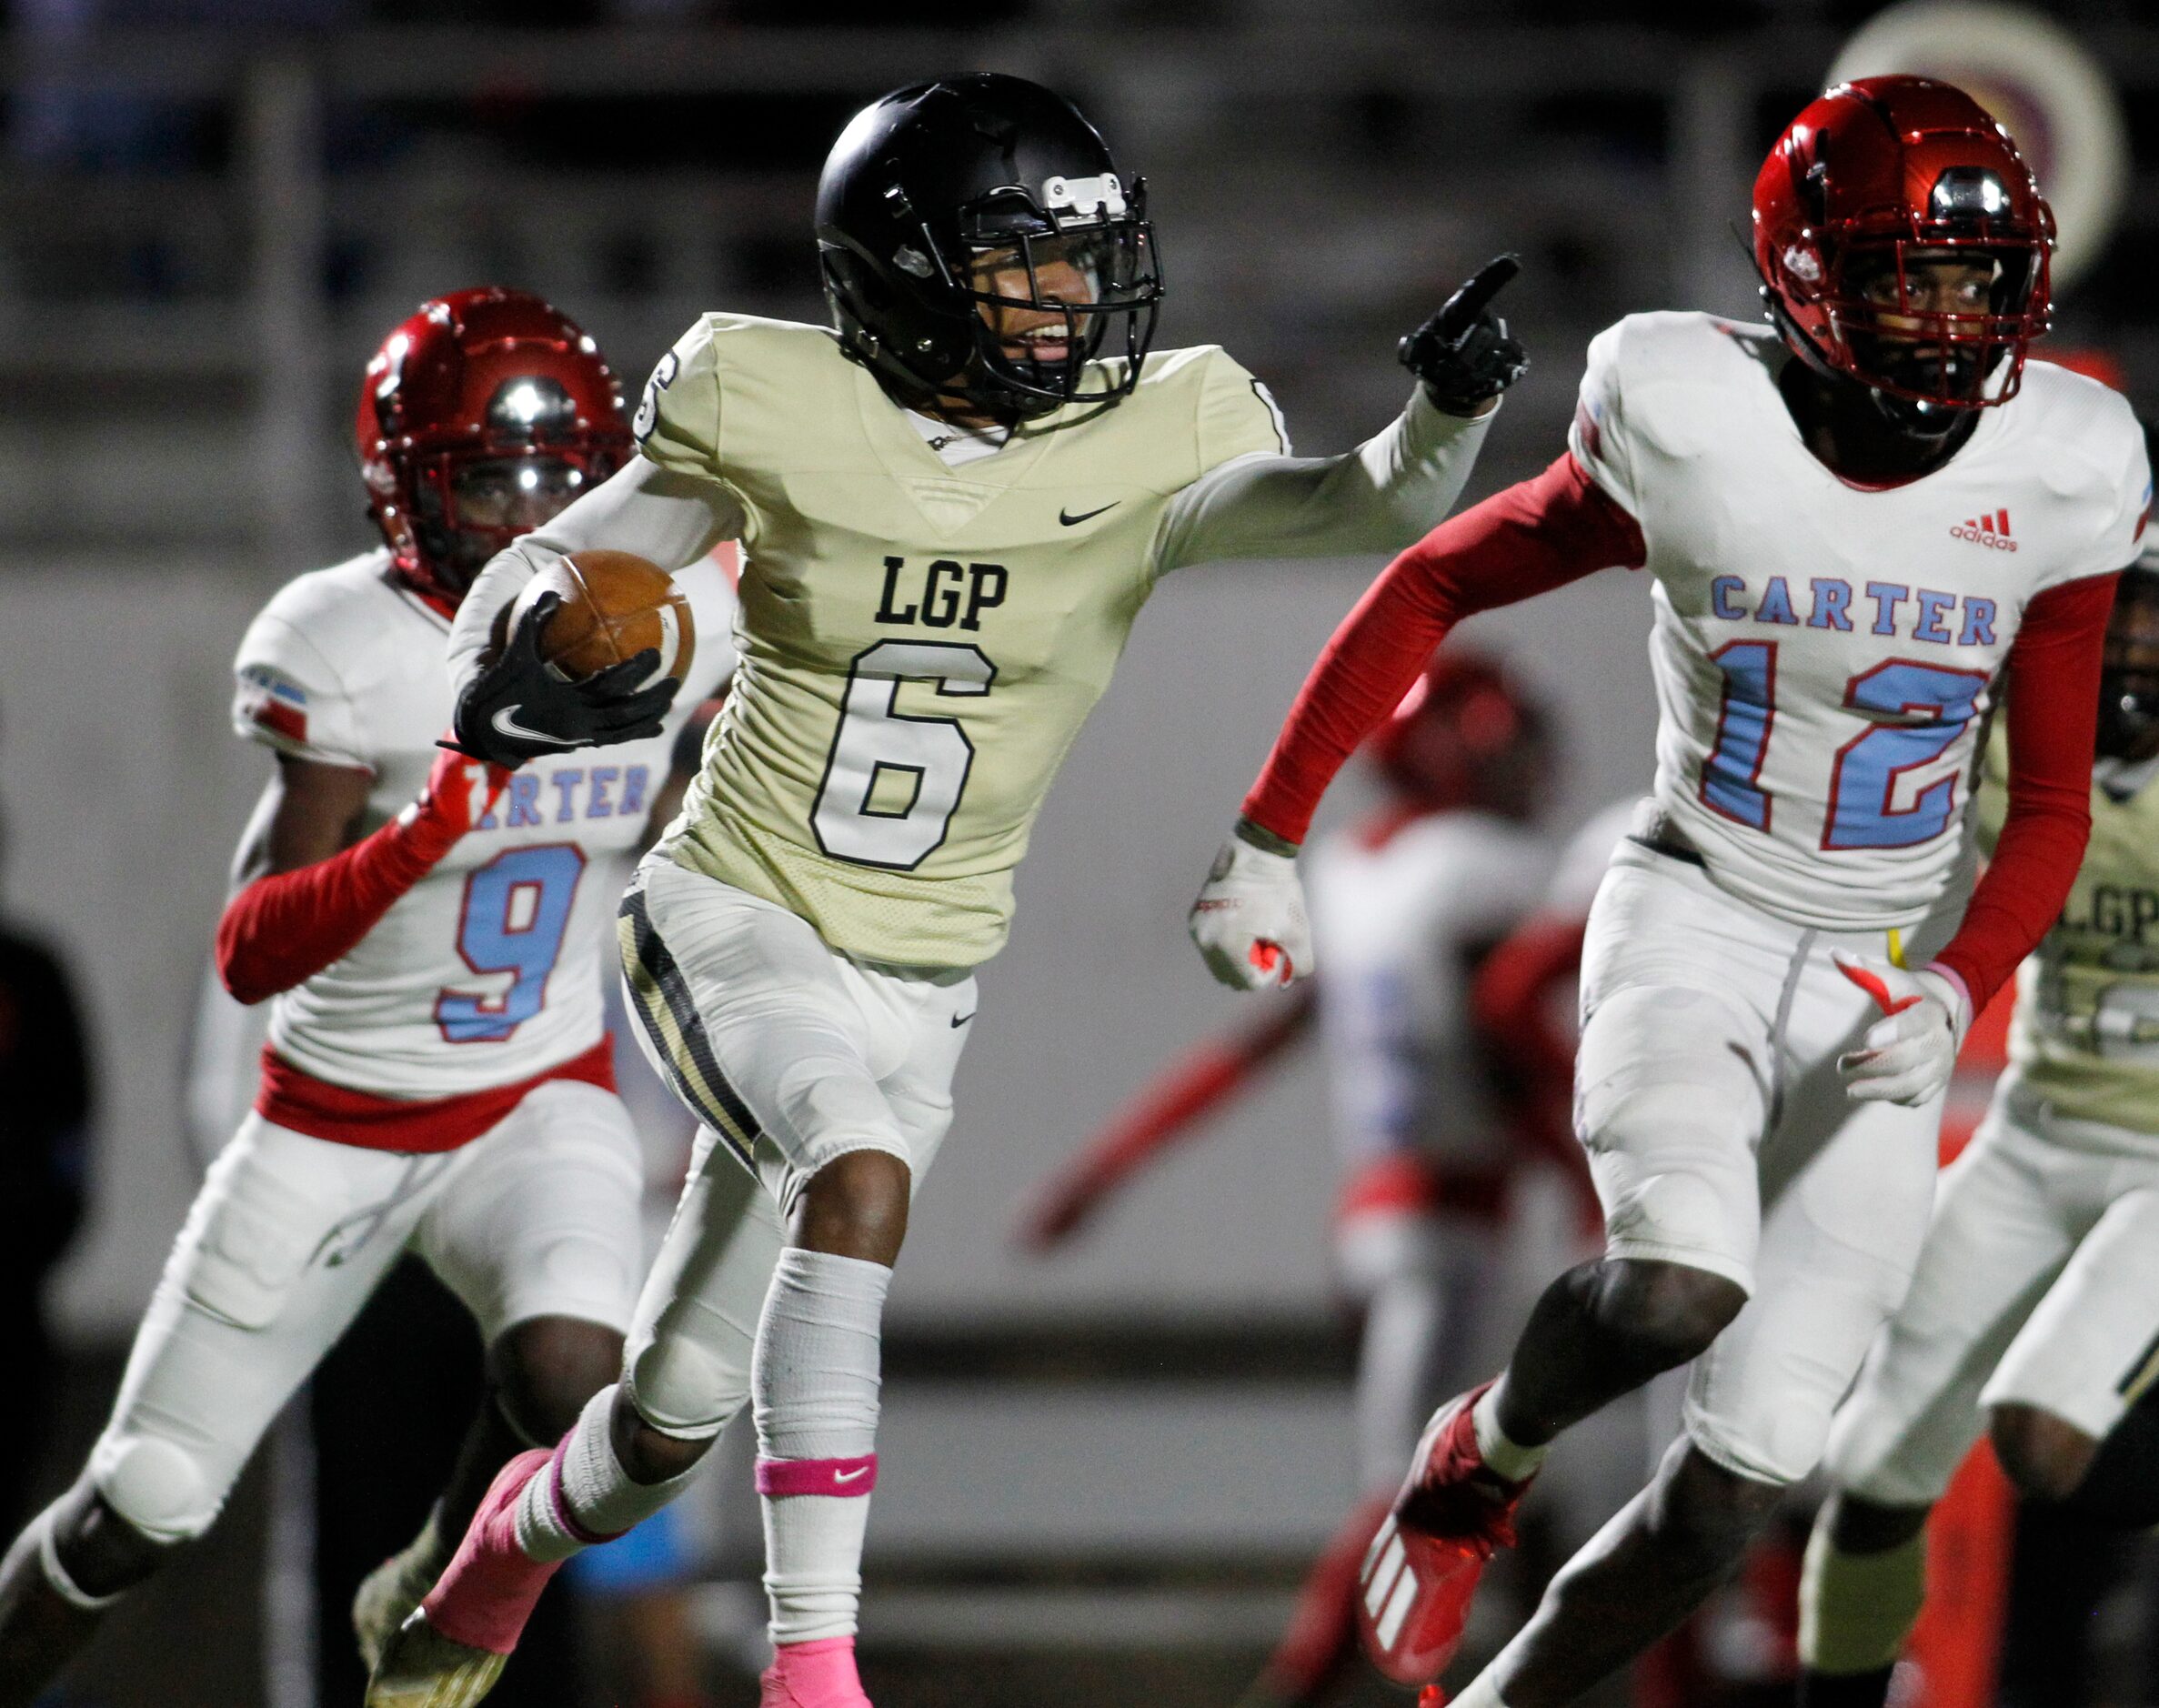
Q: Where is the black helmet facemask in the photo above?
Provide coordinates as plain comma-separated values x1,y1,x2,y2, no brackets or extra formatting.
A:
816,76,1164,422
2099,564,2159,765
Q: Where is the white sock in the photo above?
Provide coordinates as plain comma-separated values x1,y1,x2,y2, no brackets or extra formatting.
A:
1471,1384,1549,1483
512,1385,707,1563
752,1246,892,1644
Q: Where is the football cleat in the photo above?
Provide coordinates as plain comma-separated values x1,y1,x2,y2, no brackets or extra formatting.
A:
366,1449,562,1708
1356,1382,1533,1684
364,1613,507,1708
352,1516,451,1674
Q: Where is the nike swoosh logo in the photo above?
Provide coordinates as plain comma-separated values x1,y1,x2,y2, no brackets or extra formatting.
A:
951,1011,977,1029
833,1466,870,1484
1059,502,1120,527
490,705,585,748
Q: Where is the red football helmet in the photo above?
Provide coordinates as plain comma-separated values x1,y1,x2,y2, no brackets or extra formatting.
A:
1368,651,1550,818
356,286,632,604
1752,75,2054,410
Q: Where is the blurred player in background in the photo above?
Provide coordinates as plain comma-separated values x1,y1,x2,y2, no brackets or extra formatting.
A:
373,71,1529,1708
0,286,735,1707
1187,77,2150,1708
1021,651,1577,1708
1798,537,2159,1708
0,798,94,1537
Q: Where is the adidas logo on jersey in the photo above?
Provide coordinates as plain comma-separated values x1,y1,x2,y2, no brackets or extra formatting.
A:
1950,508,2018,551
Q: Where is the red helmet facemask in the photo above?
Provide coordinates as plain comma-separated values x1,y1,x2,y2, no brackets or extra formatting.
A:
1367,652,1550,819
356,286,632,606
1752,75,2054,414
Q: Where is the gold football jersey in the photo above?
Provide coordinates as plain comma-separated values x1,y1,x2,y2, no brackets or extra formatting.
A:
1979,731,2159,1133
639,313,1289,967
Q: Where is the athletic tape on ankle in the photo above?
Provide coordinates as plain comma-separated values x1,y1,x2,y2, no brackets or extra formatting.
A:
546,1445,618,1548
756,1453,879,1498
1798,1524,1926,1673
552,1385,704,1542
1471,1386,1547,1482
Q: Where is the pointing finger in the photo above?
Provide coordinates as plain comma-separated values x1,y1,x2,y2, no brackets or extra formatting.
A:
1436,253,1521,339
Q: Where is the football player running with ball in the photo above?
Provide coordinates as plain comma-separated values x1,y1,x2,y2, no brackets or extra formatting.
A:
1796,540,2159,1707
0,289,734,1708
1186,78,2151,1708
368,73,1527,1708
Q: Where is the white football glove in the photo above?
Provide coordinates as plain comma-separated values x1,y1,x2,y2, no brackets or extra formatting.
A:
1833,952,1971,1108
1188,828,1312,990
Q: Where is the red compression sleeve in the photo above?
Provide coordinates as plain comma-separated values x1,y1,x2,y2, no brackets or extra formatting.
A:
216,812,456,1006
1933,572,2119,1014
1243,454,1647,844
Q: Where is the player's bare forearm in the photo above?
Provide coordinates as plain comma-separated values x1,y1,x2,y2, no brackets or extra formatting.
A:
230,755,376,888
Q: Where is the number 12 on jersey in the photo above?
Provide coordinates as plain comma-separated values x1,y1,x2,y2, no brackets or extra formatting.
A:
1702,641,1987,850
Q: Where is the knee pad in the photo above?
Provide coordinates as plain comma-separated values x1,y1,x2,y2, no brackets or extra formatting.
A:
88,1434,217,1544
1581,1084,1746,1264
625,1311,746,1441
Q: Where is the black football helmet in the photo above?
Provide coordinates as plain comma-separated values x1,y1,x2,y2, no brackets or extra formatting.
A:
2100,558,2159,763
816,74,1163,420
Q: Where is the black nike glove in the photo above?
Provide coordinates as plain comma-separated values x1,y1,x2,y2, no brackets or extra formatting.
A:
1399,253,1530,417
448,590,680,767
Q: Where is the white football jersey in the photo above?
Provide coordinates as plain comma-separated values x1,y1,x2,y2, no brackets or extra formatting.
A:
1307,811,1552,1170
231,549,737,1100
1569,313,2150,932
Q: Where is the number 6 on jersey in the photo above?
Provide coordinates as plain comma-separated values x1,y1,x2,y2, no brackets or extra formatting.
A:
813,640,997,869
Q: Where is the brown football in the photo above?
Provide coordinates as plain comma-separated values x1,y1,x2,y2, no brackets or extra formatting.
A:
508,550,695,687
